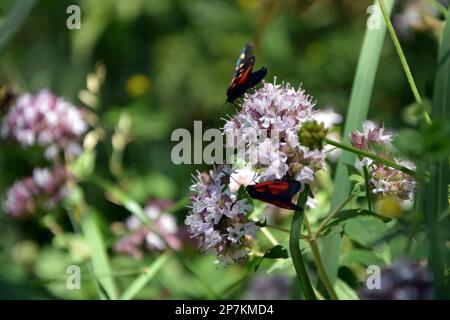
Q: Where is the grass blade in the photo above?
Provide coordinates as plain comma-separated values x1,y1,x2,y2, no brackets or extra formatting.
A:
379,0,432,125
0,0,37,54
289,185,316,300
90,175,220,299
80,209,119,300
322,0,395,285
425,6,450,299
120,253,170,300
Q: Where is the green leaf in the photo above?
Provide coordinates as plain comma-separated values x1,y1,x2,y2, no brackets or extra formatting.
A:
322,0,395,285
254,245,289,271
344,215,389,248
289,185,317,300
343,249,385,267
393,129,424,159
90,176,219,299
322,209,391,236
349,174,365,185
80,210,118,300
91,175,151,225
267,259,293,273
0,0,37,54
334,278,359,300
71,150,96,180
424,6,450,299
421,120,450,160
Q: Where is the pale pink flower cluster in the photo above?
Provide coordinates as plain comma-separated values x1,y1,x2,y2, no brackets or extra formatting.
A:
350,121,392,151
185,166,257,265
223,80,326,184
1,89,88,160
3,165,70,217
350,121,415,200
114,200,182,259
1,90,89,218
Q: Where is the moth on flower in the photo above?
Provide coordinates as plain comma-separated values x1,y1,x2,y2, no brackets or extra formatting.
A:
223,80,326,185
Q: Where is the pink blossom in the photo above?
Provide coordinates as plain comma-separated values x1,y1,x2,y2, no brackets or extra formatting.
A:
223,80,326,185
350,121,415,200
114,200,183,259
185,165,257,265
1,89,88,160
3,165,70,217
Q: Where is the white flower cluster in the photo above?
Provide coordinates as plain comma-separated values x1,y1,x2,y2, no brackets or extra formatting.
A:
185,166,257,265
223,81,326,184
351,121,416,200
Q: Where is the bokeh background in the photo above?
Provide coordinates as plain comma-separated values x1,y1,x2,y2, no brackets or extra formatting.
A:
0,0,446,299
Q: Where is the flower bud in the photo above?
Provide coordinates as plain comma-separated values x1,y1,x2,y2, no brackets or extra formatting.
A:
298,120,329,150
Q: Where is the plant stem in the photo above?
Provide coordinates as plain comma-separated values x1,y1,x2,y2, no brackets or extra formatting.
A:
289,185,317,300
120,253,170,300
264,223,310,240
303,215,338,300
89,175,220,299
363,165,373,211
378,0,432,125
325,138,417,177
261,227,279,246
314,194,355,239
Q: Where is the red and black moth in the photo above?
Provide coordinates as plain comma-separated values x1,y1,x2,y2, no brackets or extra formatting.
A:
245,180,302,211
226,43,268,103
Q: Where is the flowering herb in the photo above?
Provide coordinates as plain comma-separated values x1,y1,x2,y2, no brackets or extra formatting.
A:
1,89,88,160
185,165,257,265
350,121,416,200
224,80,326,185
3,165,70,217
114,200,182,260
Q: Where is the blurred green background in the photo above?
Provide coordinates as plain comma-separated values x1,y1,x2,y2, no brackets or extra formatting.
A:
0,0,445,299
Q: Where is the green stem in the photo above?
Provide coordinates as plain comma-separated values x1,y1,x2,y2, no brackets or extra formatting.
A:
325,138,417,177
314,194,355,239
120,253,171,300
363,165,373,211
303,215,338,300
264,223,310,240
89,175,219,299
378,0,432,125
289,185,316,300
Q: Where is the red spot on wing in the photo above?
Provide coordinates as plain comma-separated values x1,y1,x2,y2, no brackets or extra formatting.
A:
235,66,252,85
253,181,290,195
